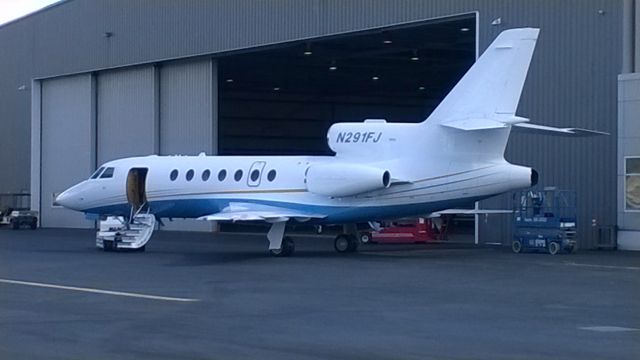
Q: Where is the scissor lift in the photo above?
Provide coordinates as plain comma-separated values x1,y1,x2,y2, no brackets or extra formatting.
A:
512,188,577,255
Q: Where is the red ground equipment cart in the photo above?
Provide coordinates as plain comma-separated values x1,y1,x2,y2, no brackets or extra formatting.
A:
361,217,448,244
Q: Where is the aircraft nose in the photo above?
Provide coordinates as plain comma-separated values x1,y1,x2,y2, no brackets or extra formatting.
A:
55,182,86,210
55,190,71,208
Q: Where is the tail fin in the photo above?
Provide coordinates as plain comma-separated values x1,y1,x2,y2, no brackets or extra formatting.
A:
425,28,539,125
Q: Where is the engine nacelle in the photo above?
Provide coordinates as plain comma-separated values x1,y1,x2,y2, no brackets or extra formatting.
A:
305,163,391,197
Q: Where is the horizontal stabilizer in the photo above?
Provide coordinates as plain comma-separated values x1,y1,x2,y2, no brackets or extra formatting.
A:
513,123,609,136
441,118,506,131
441,116,529,131
197,202,326,223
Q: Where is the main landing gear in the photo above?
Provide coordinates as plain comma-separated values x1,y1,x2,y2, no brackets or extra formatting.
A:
267,222,295,257
333,234,359,253
269,236,295,257
266,222,362,257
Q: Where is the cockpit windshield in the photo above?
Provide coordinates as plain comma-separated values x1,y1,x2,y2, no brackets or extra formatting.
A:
90,167,105,179
100,167,115,179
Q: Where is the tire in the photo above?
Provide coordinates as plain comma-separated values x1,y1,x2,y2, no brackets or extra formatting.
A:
334,234,351,253
565,245,575,254
30,219,37,230
360,233,371,244
548,241,560,255
346,235,359,252
512,240,523,253
10,219,19,230
269,236,295,257
103,240,115,252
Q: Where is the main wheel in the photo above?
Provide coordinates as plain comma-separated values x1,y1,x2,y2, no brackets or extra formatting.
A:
548,241,560,255
512,240,523,253
334,234,351,253
269,236,295,257
335,234,359,253
347,235,359,252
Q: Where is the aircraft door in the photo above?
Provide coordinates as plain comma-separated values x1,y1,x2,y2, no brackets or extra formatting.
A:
247,161,266,187
126,168,149,209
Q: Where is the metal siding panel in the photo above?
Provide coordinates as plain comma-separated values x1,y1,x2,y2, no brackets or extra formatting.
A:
159,60,213,155
40,74,93,228
97,66,155,164
0,19,35,194
158,59,214,232
478,0,622,249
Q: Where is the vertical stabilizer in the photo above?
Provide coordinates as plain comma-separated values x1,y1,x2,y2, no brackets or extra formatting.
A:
426,28,539,124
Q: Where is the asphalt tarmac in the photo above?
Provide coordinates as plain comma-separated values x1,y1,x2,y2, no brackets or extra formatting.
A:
1,228,638,360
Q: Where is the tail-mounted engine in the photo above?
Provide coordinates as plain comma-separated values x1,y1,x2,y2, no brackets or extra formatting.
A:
305,163,391,197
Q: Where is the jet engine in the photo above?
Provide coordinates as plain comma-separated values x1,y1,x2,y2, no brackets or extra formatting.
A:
305,163,391,197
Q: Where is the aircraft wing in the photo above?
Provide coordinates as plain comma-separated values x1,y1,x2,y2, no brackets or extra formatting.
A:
512,123,609,136
430,209,513,217
197,202,326,223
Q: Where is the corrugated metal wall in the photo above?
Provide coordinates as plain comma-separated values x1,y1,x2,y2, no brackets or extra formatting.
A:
97,66,156,164
0,0,624,246
40,74,94,228
159,59,214,155
158,59,216,231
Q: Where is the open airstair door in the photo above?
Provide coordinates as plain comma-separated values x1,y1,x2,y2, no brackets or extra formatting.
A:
126,168,148,211
95,167,155,252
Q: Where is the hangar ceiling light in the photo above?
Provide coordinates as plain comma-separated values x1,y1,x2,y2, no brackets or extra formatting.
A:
372,76,380,81
303,44,313,56
218,15,475,99
460,27,470,32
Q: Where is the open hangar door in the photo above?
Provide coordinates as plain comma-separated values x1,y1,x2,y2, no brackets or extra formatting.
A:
216,14,477,237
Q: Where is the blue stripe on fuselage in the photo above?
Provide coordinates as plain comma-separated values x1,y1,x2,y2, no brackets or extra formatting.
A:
83,196,489,224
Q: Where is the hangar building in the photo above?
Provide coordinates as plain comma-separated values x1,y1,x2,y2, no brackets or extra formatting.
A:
0,0,638,249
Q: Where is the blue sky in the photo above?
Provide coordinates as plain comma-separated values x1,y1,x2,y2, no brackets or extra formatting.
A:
0,0,60,25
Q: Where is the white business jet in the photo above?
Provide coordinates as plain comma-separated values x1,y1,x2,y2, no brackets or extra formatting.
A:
55,28,604,256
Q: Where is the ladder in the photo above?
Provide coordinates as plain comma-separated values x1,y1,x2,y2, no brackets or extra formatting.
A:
96,207,156,251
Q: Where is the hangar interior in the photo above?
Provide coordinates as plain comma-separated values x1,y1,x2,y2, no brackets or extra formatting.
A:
218,15,475,155
31,14,478,232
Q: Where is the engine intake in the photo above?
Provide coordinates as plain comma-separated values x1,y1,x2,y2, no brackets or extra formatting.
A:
306,163,391,197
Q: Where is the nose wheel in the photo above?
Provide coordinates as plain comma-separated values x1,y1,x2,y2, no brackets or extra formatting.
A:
334,234,359,253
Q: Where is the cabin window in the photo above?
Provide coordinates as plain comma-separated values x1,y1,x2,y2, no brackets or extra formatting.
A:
250,169,260,182
267,169,277,182
218,169,227,181
90,167,105,179
100,167,114,179
234,169,243,181
186,169,195,181
170,169,178,181
202,169,211,181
